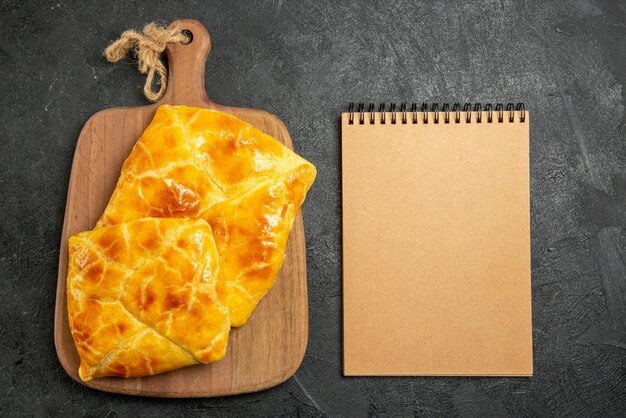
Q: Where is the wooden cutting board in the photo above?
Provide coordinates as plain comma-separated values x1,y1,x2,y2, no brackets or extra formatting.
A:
54,19,308,397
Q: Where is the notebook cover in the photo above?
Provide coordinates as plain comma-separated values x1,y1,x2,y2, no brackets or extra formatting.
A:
342,110,532,376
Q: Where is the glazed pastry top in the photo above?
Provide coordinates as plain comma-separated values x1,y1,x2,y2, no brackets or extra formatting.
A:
66,218,230,381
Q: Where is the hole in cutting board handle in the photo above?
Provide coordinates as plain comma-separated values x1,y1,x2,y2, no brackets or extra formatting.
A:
181,29,193,44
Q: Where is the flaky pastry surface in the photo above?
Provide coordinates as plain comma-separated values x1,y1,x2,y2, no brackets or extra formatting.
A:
67,218,230,381
96,105,316,326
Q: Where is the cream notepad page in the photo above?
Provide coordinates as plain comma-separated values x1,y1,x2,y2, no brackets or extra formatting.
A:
342,109,532,376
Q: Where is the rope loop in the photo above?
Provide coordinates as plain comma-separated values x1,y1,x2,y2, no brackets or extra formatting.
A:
104,23,190,102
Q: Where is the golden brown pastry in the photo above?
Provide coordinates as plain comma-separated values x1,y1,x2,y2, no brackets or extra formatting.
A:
67,218,230,381
96,105,316,326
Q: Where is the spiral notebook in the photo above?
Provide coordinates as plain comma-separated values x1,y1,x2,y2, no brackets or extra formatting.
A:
342,103,532,376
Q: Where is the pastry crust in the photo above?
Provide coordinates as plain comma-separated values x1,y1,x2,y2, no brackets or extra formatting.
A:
67,218,230,381
96,105,316,326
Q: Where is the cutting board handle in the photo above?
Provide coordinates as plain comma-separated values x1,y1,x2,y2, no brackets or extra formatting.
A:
159,19,213,107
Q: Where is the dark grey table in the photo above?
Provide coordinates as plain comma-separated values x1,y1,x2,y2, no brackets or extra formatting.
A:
1,0,625,416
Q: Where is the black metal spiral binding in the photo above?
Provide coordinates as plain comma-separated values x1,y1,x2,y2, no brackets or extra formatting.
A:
348,101,354,124
421,103,429,123
474,103,482,123
485,103,493,123
506,103,514,122
495,103,503,122
348,102,526,125
432,103,439,124
442,103,450,123
453,103,461,123
463,103,471,123
516,103,526,122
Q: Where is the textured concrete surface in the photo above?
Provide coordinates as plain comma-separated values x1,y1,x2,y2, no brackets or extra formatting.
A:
1,0,625,416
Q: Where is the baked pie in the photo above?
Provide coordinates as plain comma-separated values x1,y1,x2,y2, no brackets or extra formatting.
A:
67,218,229,381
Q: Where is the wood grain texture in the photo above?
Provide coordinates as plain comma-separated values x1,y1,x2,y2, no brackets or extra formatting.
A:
53,19,308,397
